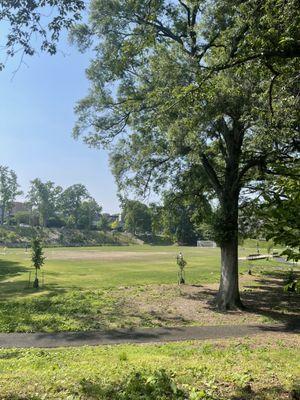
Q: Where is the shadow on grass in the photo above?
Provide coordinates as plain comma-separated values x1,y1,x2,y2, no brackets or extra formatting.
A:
0,382,297,400
241,271,300,330
201,269,300,331
75,373,299,400
0,258,28,281
0,350,22,360
0,284,145,333
0,396,42,400
231,383,300,400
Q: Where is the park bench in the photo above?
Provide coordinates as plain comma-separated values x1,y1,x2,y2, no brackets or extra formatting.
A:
246,254,268,261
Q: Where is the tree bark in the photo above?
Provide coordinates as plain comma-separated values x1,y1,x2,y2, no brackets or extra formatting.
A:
201,119,245,310
216,192,243,310
216,235,243,310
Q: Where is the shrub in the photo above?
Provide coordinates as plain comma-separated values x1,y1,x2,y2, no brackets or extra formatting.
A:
80,369,186,400
283,269,300,294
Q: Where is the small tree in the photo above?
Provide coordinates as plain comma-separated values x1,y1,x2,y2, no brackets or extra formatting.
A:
177,252,187,285
31,238,45,289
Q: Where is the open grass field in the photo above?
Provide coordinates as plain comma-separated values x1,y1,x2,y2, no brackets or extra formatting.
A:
0,244,299,333
0,245,299,399
0,245,224,294
0,334,299,399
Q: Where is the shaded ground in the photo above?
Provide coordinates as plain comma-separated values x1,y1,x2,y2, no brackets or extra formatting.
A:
115,271,300,329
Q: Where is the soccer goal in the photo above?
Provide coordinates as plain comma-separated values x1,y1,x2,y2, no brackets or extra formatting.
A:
197,240,217,248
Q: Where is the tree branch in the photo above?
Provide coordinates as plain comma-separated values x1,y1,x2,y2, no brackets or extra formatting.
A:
201,153,222,197
238,156,266,185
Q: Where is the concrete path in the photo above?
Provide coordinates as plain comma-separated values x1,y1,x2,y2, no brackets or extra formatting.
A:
0,324,298,349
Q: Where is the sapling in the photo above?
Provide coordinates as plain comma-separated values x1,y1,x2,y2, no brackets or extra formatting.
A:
31,238,45,288
177,252,187,284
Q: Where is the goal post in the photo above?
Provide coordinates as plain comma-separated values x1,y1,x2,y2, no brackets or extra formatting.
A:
197,240,217,248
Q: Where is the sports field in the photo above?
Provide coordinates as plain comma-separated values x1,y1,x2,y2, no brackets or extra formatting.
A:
0,244,298,333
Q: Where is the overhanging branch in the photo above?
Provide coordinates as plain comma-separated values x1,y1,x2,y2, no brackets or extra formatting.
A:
201,153,222,197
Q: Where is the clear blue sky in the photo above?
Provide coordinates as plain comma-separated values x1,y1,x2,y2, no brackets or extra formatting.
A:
0,33,120,213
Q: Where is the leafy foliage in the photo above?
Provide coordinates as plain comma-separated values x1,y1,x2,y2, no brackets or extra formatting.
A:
283,269,300,294
81,369,187,400
31,237,45,288
260,175,300,260
0,0,85,70
31,237,45,270
27,179,62,227
0,165,22,224
122,199,152,234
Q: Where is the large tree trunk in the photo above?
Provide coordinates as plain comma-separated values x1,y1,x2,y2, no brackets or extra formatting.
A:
216,236,243,310
216,194,243,310
201,119,245,310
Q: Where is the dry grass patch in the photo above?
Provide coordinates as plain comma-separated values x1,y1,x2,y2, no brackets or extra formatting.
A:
117,272,300,328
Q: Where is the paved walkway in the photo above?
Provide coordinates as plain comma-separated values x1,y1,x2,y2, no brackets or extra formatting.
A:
0,324,298,349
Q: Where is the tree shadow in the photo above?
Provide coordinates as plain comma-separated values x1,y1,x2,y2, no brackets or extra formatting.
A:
0,259,28,281
0,350,22,360
0,397,42,400
75,376,299,400
201,270,300,330
231,383,299,400
241,270,300,329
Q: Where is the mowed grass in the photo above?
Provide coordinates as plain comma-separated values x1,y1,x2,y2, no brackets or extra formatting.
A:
0,245,292,332
0,245,223,293
0,335,299,399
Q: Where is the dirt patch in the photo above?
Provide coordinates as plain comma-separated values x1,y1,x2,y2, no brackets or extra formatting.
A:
45,250,170,261
115,273,300,328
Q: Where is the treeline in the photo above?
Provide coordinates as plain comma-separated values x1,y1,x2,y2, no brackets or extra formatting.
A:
0,166,103,230
121,195,214,245
1,165,295,248
0,165,210,244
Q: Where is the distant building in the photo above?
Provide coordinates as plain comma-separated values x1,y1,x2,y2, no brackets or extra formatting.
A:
0,202,31,224
10,202,30,215
102,213,122,224
0,201,31,224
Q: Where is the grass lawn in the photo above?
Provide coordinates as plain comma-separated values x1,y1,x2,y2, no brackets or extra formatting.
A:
0,334,299,399
0,245,299,400
0,245,298,333
0,245,224,291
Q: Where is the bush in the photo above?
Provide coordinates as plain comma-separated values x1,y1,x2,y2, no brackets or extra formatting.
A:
80,369,186,400
283,269,300,294
47,216,66,228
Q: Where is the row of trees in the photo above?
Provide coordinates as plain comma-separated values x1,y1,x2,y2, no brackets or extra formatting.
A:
27,179,101,229
122,197,202,245
0,166,102,230
122,185,300,251
0,164,206,242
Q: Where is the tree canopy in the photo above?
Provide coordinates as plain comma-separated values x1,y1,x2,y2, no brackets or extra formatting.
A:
122,199,152,234
0,0,85,70
28,179,62,227
0,165,22,224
